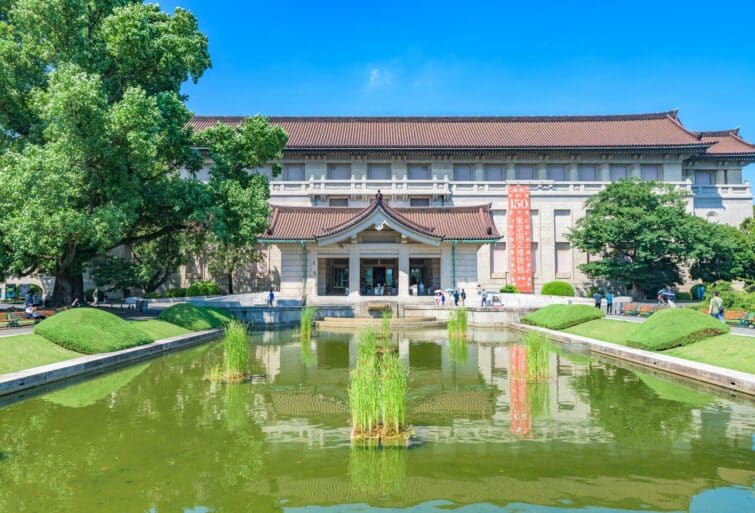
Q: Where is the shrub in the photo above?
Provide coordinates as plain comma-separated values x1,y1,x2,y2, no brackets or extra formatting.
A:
627,308,730,351
675,292,691,301
540,281,575,297
521,304,604,330
186,281,221,297
34,308,153,354
158,303,229,331
203,306,234,325
500,284,519,294
702,281,755,311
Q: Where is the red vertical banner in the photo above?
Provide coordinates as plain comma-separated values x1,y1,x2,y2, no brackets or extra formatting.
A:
507,185,533,293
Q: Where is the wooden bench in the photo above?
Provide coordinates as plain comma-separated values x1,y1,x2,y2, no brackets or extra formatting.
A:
1,308,58,328
622,303,639,316
723,310,748,326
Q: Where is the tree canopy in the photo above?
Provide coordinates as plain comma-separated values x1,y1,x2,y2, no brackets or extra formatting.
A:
0,0,287,304
567,179,753,296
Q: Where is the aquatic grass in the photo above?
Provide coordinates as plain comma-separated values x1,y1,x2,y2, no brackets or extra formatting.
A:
449,336,468,364
447,308,468,338
379,353,407,435
300,339,317,367
224,383,248,432
379,310,392,345
528,382,550,419
349,362,380,435
357,328,378,366
299,306,317,340
524,331,550,382
222,320,249,381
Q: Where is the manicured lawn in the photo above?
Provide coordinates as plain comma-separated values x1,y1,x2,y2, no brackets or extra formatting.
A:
560,318,754,374
158,303,231,331
665,334,755,375
133,319,190,340
563,319,637,344
521,304,604,330
0,334,81,375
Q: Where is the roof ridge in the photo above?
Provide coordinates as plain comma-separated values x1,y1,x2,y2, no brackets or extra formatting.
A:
192,112,678,123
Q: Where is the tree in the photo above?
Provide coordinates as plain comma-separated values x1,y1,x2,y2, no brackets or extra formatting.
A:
203,240,261,295
567,179,695,296
687,217,752,283
0,1,287,305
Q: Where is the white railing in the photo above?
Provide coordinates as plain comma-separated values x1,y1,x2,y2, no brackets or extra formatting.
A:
270,178,751,198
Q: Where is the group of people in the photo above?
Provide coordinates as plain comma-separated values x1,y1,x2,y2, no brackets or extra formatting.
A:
592,290,615,314
434,288,466,307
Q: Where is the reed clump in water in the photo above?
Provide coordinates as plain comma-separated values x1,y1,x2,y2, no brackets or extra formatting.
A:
524,331,550,383
349,329,411,446
447,308,468,338
449,336,469,364
207,320,250,382
299,306,317,340
348,447,407,497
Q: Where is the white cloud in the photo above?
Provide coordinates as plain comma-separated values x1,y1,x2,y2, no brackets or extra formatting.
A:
365,66,394,91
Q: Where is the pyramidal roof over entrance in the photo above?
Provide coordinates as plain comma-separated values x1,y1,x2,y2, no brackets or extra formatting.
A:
190,111,755,154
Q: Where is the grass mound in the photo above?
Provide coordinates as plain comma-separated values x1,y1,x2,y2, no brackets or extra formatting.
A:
521,304,604,330
540,281,575,297
34,308,153,354
158,303,232,331
627,308,729,351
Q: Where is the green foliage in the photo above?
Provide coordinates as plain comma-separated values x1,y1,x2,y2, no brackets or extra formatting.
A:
299,306,317,340
144,287,187,299
675,292,691,301
702,281,755,310
0,2,287,304
447,308,468,337
349,329,408,437
133,319,190,340
500,284,519,294
34,308,153,354
524,331,550,382
540,281,575,297
627,308,730,351
380,310,392,343
186,281,221,297
690,284,706,300
348,448,407,497
687,217,754,283
158,303,231,331
521,304,605,330
222,320,249,381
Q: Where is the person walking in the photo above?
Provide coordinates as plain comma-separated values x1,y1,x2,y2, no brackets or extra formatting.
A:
481,290,487,308
267,289,275,307
593,291,602,310
453,289,459,306
605,291,614,315
460,289,466,306
708,291,725,322
441,292,446,308
93,288,99,307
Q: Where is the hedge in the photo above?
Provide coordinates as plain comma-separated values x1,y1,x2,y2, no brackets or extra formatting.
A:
540,281,575,297
500,284,519,294
158,303,233,331
521,304,604,330
34,308,153,354
627,308,730,351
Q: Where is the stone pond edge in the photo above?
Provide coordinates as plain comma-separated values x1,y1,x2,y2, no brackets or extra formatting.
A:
510,322,755,396
0,329,223,398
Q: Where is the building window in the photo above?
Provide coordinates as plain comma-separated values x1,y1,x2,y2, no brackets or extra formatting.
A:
609,165,628,181
641,164,660,181
491,243,507,274
367,164,391,180
547,165,566,181
554,209,571,239
578,165,597,181
410,197,430,207
454,164,474,181
283,164,305,181
407,164,431,180
515,165,535,180
555,242,572,276
484,164,504,181
328,197,349,207
531,242,539,275
327,164,351,180
694,170,713,185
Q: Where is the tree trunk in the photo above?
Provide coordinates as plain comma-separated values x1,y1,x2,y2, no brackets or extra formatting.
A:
52,268,84,307
227,271,234,295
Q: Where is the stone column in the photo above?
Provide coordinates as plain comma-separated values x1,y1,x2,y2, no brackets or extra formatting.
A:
348,242,360,296
398,243,410,296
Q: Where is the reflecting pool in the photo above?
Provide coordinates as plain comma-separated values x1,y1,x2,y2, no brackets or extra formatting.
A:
0,328,753,513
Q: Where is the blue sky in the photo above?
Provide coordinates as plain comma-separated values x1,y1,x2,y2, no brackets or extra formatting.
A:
158,0,755,186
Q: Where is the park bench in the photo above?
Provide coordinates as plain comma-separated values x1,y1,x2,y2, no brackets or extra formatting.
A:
723,310,748,326
621,303,639,316
1,308,58,329
638,305,656,317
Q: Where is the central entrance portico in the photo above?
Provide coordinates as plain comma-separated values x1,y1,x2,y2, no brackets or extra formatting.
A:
260,192,501,301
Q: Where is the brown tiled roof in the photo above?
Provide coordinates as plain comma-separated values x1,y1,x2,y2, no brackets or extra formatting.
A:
698,129,755,156
261,199,500,242
190,111,713,150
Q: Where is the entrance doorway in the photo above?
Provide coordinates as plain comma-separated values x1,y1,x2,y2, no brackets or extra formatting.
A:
360,258,398,296
409,258,440,295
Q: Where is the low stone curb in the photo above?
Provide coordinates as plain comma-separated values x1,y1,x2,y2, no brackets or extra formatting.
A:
511,323,755,396
0,328,222,398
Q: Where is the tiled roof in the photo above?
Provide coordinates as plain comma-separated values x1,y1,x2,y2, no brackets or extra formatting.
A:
190,111,713,150
698,129,755,156
261,199,500,242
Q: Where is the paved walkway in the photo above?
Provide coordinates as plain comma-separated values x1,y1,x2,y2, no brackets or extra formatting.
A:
606,315,755,337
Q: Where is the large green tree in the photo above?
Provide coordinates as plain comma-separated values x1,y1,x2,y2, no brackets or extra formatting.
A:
567,179,695,296
0,1,287,304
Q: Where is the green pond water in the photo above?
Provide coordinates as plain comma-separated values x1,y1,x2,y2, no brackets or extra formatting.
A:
0,328,753,513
